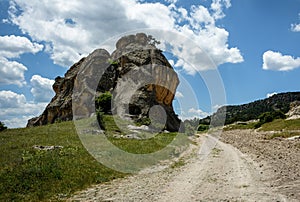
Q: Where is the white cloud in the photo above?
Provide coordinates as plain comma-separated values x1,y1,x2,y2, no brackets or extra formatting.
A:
291,13,300,32
0,35,43,86
211,0,231,20
0,90,26,108
8,0,150,67
0,35,43,58
190,5,214,26
187,107,209,118
262,50,300,71
30,75,55,102
0,57,27,86
0,90,47,128
291,23,300,32
1,116,35,129
8,0,243,72
164,0,177,4
178,107,209,120
212,104,223,112
175,91,184,98
267,92,277,98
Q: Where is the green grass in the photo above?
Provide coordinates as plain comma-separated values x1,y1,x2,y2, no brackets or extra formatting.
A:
223,121,258,131
76,115,191,173
109,132,179,154
0,121,125,201
0,116,191,201
259,118,300,131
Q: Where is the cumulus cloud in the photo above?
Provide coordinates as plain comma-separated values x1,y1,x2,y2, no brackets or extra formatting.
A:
8,0,243,71
30,75,55,102
0,90,26,108
188,107,209,118
0,57,27,86
0,90,47,128
0,35,43,58
177,107,210,120
211,0,231,20
262,50,300,71
0,35,43,86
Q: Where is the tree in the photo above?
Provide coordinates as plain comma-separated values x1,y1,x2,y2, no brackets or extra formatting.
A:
0,121,7,132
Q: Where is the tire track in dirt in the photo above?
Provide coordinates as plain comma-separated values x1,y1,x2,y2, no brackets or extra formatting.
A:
68,134,291,201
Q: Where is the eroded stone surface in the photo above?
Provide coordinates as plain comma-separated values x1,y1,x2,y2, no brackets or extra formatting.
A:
27,33,181,131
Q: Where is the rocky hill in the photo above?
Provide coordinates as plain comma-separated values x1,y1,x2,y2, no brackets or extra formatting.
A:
27,33,181,131
200,92,300,126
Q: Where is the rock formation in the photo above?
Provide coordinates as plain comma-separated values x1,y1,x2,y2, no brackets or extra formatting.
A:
27,33,182,132
286,101,300,120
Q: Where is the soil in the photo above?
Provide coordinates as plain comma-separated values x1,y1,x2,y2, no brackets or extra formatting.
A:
68,129,300,201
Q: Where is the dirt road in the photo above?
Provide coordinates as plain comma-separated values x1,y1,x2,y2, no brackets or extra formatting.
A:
68,134,294,201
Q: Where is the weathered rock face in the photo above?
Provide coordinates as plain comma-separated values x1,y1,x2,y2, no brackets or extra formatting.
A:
286,101,300,120
27,33,181,132
27,58,85,127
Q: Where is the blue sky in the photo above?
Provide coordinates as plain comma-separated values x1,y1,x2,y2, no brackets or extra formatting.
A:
0,0,299,128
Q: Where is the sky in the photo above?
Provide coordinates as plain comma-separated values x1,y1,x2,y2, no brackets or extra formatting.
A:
0,0,299,128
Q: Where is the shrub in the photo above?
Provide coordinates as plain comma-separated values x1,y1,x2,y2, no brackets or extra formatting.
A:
136,117,151,126
95,92,112,114
198,124,209,132
0,121,7,132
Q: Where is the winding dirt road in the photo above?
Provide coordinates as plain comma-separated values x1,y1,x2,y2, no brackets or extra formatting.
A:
68,134,294,201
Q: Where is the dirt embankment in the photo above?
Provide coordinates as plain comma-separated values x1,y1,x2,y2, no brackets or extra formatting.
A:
221,129,300,200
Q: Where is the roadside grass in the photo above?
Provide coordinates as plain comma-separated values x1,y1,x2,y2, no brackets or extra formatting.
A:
0,116,191,201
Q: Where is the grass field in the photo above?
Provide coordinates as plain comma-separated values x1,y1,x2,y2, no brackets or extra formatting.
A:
223,118,300,139
0,117,190,201
223,121,258,131
259,118,300,131
259,118,300,139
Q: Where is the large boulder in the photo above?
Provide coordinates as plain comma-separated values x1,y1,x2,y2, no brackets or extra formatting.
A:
27,33,181,132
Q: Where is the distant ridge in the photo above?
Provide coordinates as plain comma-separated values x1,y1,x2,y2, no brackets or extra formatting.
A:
199,92,300,126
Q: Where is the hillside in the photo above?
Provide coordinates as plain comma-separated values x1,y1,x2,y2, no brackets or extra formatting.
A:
0,116,189,201
199,92,300,126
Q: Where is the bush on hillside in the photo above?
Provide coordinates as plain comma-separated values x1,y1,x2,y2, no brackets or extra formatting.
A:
0,121,7,132
254,110,286,129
